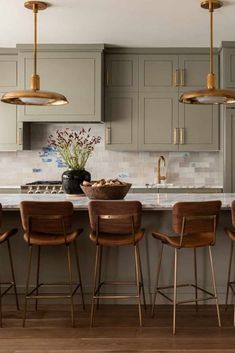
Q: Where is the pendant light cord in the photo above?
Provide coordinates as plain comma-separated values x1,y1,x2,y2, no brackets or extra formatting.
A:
33,3,38,77
209,0,214,75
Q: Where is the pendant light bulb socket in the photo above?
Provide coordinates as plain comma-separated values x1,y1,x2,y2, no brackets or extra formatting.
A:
207,73,216,90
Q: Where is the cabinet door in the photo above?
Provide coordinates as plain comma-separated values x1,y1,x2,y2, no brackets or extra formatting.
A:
105,92,138,151
223,109,235,192
139,55,178,92
0,55,20,151
18,51,102,122
179,54,218,91
178,103,219,151
105,55,138,91
139,92,179,151
221,48,235,88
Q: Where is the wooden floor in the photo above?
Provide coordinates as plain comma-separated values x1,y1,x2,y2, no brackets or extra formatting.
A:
0,304,235,352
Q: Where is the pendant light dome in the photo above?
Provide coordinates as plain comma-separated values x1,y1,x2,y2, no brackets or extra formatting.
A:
1,1,68,106
179,0,235,105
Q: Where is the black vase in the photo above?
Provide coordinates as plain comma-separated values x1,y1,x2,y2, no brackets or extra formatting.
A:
62,169,91,195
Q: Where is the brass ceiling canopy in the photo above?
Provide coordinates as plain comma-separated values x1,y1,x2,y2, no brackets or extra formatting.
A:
179,0,235,105
1,1,68,106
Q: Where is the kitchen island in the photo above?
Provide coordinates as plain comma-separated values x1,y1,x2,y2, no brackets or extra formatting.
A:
0,193,234,305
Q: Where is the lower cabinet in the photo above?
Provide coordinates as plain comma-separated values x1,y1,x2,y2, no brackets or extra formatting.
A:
105,92,138,151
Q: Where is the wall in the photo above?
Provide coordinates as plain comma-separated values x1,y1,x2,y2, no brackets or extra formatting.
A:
0,123,223,187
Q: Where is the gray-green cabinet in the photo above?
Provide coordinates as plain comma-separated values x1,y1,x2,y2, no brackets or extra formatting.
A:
106,55,138,91
220,44,235,88
0,52,22,151
105,51,219,152
17,44,104,122
223,109,235,192
105,92,138,150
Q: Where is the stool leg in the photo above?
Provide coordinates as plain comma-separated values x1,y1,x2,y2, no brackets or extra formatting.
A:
0,281,2,328
151,243,164,317
134,245,142,327
7,239,19,311
225,240,234,311
97,245,103,310
66,244,75,327
173,248,178,335
23,245,33,327
136,244,146,310
194,248,198,312
90,245,100,327
208,246,221,327
35,246,41,312
73,241,85,310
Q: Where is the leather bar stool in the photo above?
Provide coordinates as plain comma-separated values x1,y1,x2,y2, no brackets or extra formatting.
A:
0,203,19,326
20,201,85,327
225,200,235,325
88,200,146,327
151,200,222,334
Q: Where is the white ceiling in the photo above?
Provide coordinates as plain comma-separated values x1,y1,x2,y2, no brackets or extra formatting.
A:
0,0,235,48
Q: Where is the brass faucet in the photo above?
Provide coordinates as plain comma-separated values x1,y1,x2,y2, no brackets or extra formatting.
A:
157,155,166,184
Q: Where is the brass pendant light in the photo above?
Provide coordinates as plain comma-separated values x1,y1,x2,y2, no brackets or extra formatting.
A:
179,0,235,105
1,1,68,106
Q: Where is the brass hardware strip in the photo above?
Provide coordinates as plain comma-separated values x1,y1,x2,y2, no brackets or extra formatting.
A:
174,69,180,87
105,127,111,144
173,128,179,145
18,128,22,146
180,128,184,144
180,69,185,87
106,71,109,86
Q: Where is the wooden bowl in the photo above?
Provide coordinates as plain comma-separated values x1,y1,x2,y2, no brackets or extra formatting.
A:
80,182,132,200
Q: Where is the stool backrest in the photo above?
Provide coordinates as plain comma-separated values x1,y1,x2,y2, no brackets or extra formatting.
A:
231,200,235,227
88,200,142,235
20,201,73,234
172,201,221,239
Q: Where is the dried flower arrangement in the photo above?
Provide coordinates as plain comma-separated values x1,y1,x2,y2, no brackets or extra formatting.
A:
48,128,101,170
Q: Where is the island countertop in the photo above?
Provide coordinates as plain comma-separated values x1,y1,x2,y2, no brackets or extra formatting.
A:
0,193,234,210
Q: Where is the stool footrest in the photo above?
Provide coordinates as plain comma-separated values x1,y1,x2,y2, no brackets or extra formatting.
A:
95,280,143,298
157,283,217,305
0,282,14,298
26,282,81,300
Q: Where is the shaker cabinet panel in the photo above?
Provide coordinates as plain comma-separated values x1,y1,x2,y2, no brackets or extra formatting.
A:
0,57,17,90
179,54,218,91
18,50,103,122
105,55,138,91
138,92,179,151
0,95,19,151
221,48,235,88
178,104,219,151
105,92,138,151
139,55,178,92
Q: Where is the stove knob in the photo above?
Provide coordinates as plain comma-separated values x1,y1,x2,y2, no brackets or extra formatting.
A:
35,186,41,194
51,186,57,194
27,186,34,194
58,186,64,194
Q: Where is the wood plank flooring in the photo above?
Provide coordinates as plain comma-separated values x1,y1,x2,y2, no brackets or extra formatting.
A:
0,304,235,352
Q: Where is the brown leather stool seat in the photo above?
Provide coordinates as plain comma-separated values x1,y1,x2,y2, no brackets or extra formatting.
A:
224,200,235,325
0,204,19,326
88,200,146,327
151,200,222,334
20,201,85,327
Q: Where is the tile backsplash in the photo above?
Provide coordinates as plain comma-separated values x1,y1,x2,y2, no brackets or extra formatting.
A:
0,123,223,186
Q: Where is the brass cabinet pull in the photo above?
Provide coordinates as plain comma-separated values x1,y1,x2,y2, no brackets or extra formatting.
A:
105,127,111,144
180,128,185,145
18,128,22,146
173,128,179,145
174,69,180,87
106,70,109,86
180,69,185,87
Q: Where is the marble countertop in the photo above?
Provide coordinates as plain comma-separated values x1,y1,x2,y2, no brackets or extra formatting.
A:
0,193,233,210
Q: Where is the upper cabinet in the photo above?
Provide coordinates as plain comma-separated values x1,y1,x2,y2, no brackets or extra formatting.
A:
0,50,22,151
105,50,219,152
17,44,104,123
220,42,235,89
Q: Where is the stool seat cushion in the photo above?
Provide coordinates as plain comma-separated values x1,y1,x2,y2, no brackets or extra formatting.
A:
225,228,235,241
0,228,18,243
89,229,145,246
152,231,214,248
23,228,83,246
